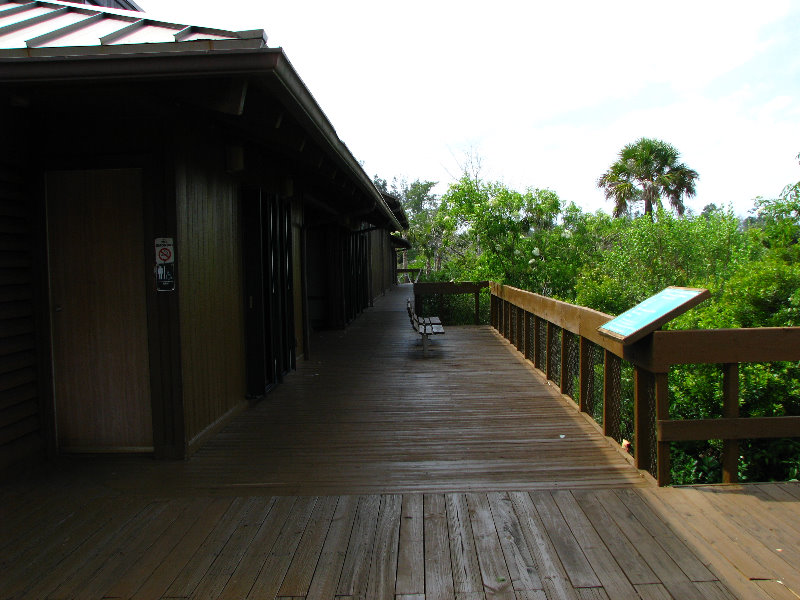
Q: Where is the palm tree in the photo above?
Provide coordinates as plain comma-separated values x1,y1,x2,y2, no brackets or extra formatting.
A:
597,138,699,218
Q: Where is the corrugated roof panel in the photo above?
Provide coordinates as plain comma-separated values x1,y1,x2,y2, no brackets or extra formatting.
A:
0,4,57,28
0,0,266,51
106,20,181,45
27,13,132,46
0,9,92,48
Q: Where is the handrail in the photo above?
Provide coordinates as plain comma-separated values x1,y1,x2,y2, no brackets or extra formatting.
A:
491,282,800,486
414,281,490,325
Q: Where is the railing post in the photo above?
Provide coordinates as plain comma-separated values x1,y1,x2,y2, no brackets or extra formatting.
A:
579,337,590,413
722,363,740,484
634,367,655,476
516,306,524,351
655,372,670,486
474,291,480,325
603,350,620,442
560,330,569,393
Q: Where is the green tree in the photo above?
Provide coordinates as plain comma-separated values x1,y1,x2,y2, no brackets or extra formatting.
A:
597,138,699,219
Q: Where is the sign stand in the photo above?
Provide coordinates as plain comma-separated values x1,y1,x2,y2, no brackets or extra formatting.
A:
598,287,709,345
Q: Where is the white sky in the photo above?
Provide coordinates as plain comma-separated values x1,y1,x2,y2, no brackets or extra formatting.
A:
148,0,800,216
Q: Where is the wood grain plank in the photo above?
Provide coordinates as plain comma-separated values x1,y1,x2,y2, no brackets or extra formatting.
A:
613,489,716,582
163,497,255,599
367,493,402,600
425,493,456,600
396,494,425,595
550,490,638,600
530,491,599,589
192,497,277,600
467,492,515,599
572,491,658,586
487,491,543,592
131,497,234,600
218,496,298,599
337,494,381,597
637,487,773,600
447,493,483,595
247,496,318,599
279,495,339,597
591,489,703,599
306,495,359,600
508,491,579,600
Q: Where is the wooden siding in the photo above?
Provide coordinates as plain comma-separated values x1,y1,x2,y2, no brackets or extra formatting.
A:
0,154,42,472
176,154,246,447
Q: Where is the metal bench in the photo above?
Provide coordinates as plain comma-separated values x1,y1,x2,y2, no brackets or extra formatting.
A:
407,299,444,353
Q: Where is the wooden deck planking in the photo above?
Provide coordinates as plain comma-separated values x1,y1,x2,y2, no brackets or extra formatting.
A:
1,285,800,599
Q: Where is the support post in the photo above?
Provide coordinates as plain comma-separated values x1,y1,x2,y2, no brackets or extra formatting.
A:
523,312,531,361
634,367,655,475
533,316,542,370
722,363,740,484
560,330,569,394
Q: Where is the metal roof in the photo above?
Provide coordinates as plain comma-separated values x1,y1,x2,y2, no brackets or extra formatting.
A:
0,0,267,56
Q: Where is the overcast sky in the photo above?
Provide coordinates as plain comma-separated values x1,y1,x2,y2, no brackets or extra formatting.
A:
150,0,800,216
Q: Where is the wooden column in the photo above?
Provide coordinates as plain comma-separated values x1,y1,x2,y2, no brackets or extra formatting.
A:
560,330,569,394
634,367,655,475
655,372,670,486
579,337,591,413
516,306,524,351
722,363,740,483
533,316,542,370
545,322,555,382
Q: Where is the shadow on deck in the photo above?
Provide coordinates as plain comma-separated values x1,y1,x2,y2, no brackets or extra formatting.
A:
2,283,799,599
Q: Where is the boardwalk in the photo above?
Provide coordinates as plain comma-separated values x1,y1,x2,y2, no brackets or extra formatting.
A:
2,284,799,599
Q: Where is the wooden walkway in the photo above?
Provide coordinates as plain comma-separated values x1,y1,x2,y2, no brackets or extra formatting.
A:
2,284,799,599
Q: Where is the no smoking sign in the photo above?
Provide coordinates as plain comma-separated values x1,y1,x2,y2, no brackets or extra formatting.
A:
154,237,175,292
154,238,175,264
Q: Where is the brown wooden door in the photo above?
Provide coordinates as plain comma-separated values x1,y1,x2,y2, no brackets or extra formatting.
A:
47,169,153,451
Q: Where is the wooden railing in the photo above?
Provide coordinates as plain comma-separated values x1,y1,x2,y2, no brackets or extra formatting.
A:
491,282,800,486
414,281,490,325
397,268,422,283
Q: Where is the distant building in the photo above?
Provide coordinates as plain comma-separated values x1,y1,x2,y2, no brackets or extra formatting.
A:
0,0,406,471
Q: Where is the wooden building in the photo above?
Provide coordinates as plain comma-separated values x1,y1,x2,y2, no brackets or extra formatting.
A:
0,0,406,472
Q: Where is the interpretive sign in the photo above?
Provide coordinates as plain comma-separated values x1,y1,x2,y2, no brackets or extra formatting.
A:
598,286,709,344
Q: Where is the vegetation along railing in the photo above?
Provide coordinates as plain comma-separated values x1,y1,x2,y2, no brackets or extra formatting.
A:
491,282,800,486
414,281,490,325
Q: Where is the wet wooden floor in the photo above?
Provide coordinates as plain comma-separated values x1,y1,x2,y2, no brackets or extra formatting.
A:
1,284,799,599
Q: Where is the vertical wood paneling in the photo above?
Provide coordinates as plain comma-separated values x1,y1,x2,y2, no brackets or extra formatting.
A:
0,156,43,470
48,169,152,450
176,155,246,443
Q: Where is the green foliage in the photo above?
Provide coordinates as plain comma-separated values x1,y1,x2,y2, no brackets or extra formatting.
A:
381,150,800,484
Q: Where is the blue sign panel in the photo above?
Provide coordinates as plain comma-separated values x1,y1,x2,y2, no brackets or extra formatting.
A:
598,287,708,344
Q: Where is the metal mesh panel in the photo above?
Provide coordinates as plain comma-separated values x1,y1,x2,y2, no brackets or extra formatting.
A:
605,352,622,442
584,341,604,425
548,326,562,384
563,331,580,402
525,313,534,361
510,305,518,347
535,317,547,371
644,373,658,478
619,360,635,446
